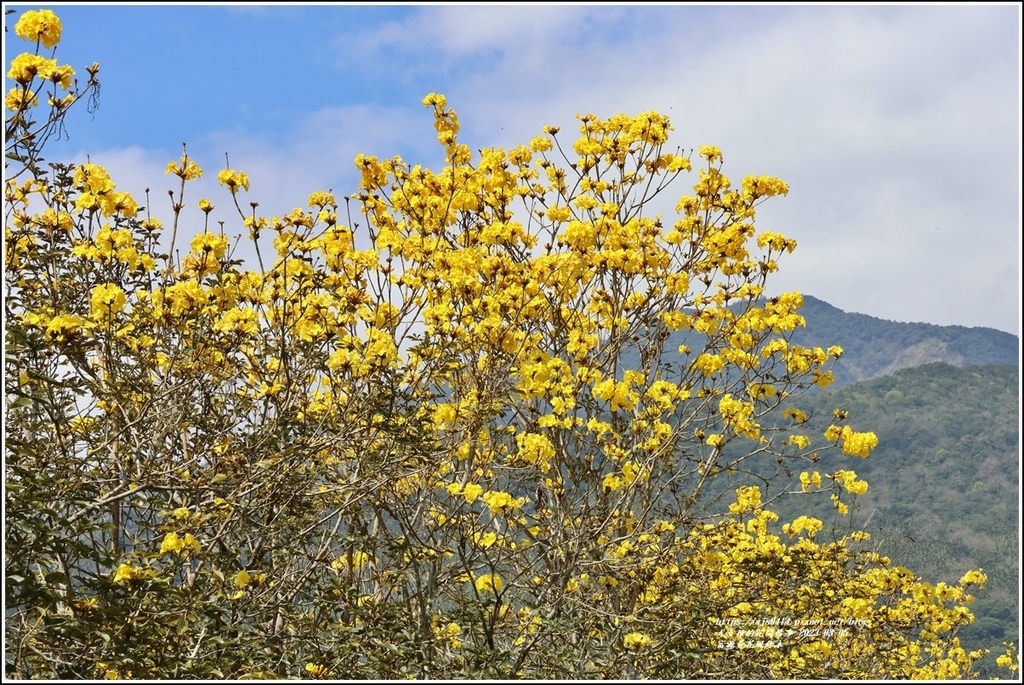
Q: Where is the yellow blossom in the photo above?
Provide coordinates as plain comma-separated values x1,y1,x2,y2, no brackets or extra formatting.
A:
190,231,229,259
14,10,63,49
112,563,154,585
234,569,251,588
482,490,524,516
789,434,811,449
835,470,869,495
305,663,332,679
729,486,762,514
217,168,250,192
475,573,503,593
5,86,38,111
474,531,498,549
166,156,203,180
958,569,986,588
623,631,652,651
307,190,336,208
783,515,823,538
159,532,201,556
7,54,58,85
840,425,879,458
89,283,127,320
799,471,822,493
462,482,483,504
698,145,723,163
530,136,553,152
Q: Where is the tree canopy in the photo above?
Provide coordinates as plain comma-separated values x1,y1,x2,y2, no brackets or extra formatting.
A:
4,9,1018,680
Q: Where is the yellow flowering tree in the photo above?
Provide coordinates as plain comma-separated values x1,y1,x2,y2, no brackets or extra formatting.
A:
4,9,1018,680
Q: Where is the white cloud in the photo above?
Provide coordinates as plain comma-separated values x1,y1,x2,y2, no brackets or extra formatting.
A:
59,100,444,270
52,4,1019,333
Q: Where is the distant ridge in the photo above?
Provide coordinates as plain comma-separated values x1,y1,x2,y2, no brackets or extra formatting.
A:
789,295,1019,386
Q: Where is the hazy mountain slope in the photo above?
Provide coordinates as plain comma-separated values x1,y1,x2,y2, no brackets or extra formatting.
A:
774,363,1019,672
654,298,1019,674
788,296,1019,386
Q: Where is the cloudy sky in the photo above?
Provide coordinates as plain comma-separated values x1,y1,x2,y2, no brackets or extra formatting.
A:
5,3,1021,334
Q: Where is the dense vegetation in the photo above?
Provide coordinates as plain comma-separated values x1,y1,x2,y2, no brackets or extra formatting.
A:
4,9,1018,680
689,353,1020,678
783,363,1019,676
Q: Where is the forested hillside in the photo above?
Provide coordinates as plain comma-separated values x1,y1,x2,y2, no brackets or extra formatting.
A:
772,362,1019,675
789,296,1019,386
633,299,1017,645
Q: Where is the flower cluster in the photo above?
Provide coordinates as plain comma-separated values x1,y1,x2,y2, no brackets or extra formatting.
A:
4,10,1001,680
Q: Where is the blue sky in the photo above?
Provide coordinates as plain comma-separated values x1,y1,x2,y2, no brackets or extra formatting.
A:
4,2,1021,334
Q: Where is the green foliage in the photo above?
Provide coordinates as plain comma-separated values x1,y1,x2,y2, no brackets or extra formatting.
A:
775,363,1020,674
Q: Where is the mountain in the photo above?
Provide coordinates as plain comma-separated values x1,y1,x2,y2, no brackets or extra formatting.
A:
779,300,1019,672
672,298,1020,674
789,296,1019,386
621,295,1018,671
777,362,1020,675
